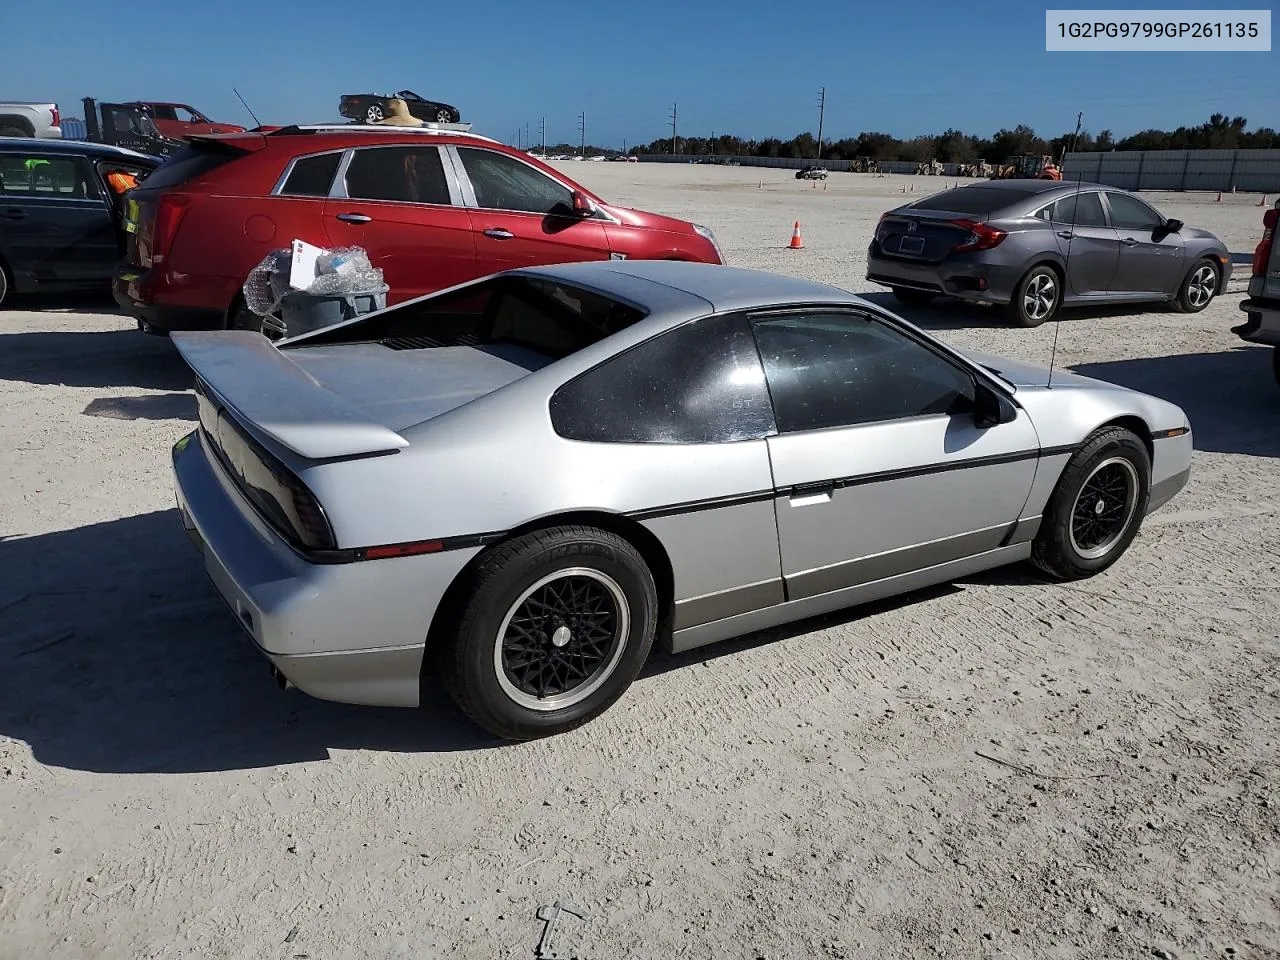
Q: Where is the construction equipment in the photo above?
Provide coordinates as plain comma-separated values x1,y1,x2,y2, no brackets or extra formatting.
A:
957,160,992,178
850,156,879,174
989,154,1062,181
916,158,944,176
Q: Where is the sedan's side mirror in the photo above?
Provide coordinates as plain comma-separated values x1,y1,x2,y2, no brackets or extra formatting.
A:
973,382,1017,429
571,191,597,218
1164,218,1183,233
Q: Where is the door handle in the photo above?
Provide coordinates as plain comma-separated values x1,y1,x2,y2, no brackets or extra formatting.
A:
483,228,514,240
1121,237,1138,246
335,212,372,224
1056,230,1074,239
0,208,27,220
789,481,835,507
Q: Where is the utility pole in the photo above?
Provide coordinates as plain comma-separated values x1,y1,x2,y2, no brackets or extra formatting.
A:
540,117,545,155
622,138,627,155
816,86,826,160
1066,111,1083,160
578,112,586,157
669,102,678,155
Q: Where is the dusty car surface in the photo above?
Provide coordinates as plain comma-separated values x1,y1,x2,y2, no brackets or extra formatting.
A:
867,180,1232,326
170,260,1193,740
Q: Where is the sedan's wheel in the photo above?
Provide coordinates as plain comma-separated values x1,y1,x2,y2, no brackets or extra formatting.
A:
365,104,384,123
0,261,10,307
1007,265,1060,327
435,108,453,123
1174,258,1218,313
891,286,935,306
439,526,658,740
1031,426,1151,581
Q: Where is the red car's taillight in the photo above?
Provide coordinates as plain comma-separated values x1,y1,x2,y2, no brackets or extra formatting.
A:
146,194,192,267
951,219,1007,253
1252,207,1278,277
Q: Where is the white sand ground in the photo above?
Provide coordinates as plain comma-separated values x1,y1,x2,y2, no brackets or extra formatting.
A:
1,164,1276,959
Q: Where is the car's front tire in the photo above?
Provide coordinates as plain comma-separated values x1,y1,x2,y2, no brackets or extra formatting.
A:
1031,426,1151,581
1173,257,1218,313
1006,264,1061,327
365,104,384,123
891,286,935,306
439,526,658,740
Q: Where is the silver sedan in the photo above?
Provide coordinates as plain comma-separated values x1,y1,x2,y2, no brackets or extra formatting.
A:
170,261,1193,739
867,180,1232,326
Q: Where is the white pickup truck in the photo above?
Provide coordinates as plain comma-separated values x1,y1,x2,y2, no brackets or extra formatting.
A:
0,102,62,139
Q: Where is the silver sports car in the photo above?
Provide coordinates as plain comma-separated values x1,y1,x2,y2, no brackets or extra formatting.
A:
170,261,1193,740
867,180,1232,327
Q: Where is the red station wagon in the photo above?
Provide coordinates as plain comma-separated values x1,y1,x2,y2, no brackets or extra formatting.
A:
113,125,726,333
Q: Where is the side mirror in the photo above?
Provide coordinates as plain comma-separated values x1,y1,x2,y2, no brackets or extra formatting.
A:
571,191,597,218
1164,218,1183,233
973,382,1017,429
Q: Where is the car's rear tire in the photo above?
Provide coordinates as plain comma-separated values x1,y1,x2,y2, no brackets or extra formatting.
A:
0,126,29,138
438,526,658,740
434,108,453,123
1031,426,1151,581
891,286,934,306
1006,264,1061,328
365,104,384,123
0,259,11,307
1173,257,1218,313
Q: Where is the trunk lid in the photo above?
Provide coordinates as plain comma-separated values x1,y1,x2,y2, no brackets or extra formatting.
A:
875,208,977,263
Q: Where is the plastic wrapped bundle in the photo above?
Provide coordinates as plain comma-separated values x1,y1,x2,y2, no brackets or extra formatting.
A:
242,249,292,316
307,247,384,296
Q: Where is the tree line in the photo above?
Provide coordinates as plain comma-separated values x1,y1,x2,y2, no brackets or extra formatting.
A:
625,114,1277,161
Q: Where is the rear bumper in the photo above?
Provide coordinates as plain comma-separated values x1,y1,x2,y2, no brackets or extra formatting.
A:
866,244,1022,304
113,266,224,334
1234,298,1280,346
172,429,479,708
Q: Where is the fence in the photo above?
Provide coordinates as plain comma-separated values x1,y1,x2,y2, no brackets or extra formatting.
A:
639,149,1280,192
1061,149,1280,193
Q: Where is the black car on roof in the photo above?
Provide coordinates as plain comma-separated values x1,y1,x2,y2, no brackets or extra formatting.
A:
338,90,461,125
0,138,160,305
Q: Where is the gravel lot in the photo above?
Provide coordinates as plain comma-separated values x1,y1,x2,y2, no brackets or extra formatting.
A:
2,164,1277,959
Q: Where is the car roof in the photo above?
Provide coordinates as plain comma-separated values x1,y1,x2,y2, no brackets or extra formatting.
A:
514,260,865,315
0,137,161,163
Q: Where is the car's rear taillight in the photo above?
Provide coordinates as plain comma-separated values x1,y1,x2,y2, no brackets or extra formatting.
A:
951,219,1007,252
50,104,60,128
145,194,192,267
1252,207,1278,277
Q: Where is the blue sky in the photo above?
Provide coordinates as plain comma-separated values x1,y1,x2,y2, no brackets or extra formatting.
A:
4,0,1273,148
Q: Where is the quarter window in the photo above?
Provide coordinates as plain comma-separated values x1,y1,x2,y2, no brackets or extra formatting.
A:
344,146,451,205
280,152,342,197
1105,192,1163,230
457,147,573,215
750,311,975,432
550,313,776,444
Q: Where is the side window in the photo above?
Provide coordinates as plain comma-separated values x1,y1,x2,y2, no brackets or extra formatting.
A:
550,313,776,444
280,152,342,197
0,154,97,199
151,105,178,121
457,147,573,215
750,311,975,433
1047,192,1107,227
176,107,203,123
344,146,451,205
1106,192,1163,231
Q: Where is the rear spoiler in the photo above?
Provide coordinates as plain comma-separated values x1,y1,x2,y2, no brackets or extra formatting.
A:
171,331,408,460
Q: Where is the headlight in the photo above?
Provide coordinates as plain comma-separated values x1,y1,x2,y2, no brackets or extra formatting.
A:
693,224,726,264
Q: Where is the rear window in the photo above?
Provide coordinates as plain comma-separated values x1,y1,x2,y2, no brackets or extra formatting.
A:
910,186,1037,215
140,145,239,190
296,275,647,365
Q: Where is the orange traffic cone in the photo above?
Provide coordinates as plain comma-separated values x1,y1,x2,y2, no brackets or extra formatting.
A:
788,221,804,249
1216,191,1222,202
1260,194,1268,207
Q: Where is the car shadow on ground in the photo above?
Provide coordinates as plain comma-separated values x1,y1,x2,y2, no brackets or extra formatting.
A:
0,510,500,775
0,328,193,392
4,291,124,315
1072,345,1279,457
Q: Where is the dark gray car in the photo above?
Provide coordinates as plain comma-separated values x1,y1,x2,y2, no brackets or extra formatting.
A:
866,180,1232,327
